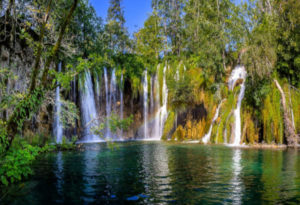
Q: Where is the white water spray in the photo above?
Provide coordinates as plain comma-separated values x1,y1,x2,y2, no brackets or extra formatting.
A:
53,63,63,144
150,65,168,140
104,68,110,139
228,65,247,146
143,70,149,138
202,100,225,144
120,72,124,138
80,71,100,142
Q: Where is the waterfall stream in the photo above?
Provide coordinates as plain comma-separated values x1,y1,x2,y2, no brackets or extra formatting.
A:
160,66,169,137
149,66,168,140
143,70,149,139
228,65,247,146
104,68,110,139
120,72,124,138
202,99,225,144
80,71,101,142
53,63,63,144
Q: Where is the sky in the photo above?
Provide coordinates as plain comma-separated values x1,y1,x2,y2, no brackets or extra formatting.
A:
90,0,243,36
90,0,152,36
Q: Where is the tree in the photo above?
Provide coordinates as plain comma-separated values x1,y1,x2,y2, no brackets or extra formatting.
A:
135,11,164,65
275,0,300,86
106,0,128,53
152,0,185,56
184,0,244,78
3,0,79,151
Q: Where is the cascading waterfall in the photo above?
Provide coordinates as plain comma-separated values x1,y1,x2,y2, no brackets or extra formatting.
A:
95,73,101,100
53,63,63,144
150,76,154,113
120,72,124,138
80,71,101,142
104,68,119,139
202,99,225,144
104,68,110,138
149,65,168,140
151,73,161,139
159,66,168,137
143,70,149,138
176,65,180,81
110,69,117,112
109,69,118,138
228,65,247,146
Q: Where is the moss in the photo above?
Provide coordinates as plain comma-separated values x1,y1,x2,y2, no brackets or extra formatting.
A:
172,125,186,141
215,93,235,143
196,119,206,140
285,84,300,136
262,84,284,144
161,111,175,140
241,108,259,144
157,63,164,105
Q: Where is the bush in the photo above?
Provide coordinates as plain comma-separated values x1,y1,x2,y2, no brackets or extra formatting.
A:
0,141,40,186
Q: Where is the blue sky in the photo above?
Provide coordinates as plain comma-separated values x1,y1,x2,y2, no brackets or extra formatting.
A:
90,0,243,35
90,0,152,36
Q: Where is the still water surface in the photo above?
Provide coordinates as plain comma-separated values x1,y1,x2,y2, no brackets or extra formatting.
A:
2,142,300,204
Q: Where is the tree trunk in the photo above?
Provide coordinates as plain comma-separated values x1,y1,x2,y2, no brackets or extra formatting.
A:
29,0,53,92
274,79,298,147
41,0,78,87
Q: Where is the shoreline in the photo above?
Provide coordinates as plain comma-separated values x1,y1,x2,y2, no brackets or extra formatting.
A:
76,139,300,150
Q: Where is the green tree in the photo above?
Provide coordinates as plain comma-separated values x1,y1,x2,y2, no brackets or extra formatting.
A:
275,0,300,86
152,0,185,56
106,0,128,53
135,11,164,66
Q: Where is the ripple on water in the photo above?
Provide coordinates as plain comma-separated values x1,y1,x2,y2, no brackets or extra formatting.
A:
1,142,300,205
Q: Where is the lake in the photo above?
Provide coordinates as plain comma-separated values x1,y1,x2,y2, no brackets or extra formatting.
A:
2,142,300,204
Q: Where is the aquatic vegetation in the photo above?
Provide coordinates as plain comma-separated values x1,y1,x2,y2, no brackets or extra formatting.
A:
161,111,175,140
262,84,284,144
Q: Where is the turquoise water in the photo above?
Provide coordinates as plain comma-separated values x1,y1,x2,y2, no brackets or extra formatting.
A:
1,142,300,204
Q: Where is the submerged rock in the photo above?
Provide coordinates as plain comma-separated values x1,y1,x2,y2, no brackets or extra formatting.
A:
126,196,139,201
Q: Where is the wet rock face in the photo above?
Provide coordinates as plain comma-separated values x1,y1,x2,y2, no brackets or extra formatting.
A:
233,79,244,89
176,103,207,127
191,104,207,121
0,26,53,136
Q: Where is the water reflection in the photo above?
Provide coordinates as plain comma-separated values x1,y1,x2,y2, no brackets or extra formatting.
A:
55,152,64,201
2,143,300,205
82,146,99,203
140,143,171,202
230,149,243,205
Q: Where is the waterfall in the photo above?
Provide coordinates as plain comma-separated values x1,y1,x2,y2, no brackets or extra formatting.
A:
109,69,117,138
151,73,161,139
228,65,247,146
104,68,110,138
104,68,118,139
176,65,180,81
143,70,148,138
120,72,124,138
80,71,101,142
72,76,77,136
150,76,154,113
202,100,225,144
149,65,168,140
160,66,168,137
110,69,117,113
53,63,63,144
95,73,101,101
